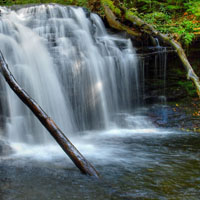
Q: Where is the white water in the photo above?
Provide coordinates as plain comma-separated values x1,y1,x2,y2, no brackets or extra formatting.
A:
0,4,143,150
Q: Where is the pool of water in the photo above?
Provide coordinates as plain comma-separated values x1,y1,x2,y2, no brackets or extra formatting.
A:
0,127,200,200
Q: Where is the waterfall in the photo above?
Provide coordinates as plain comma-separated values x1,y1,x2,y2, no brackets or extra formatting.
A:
0,4,139,144
154,38,167,95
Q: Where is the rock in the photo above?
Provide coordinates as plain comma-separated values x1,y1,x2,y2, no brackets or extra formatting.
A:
144,96,164,104
165,87,187,101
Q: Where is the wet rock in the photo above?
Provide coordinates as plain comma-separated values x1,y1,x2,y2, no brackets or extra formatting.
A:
0,140,13,156
165,87,187,101
149,105,169,126
83,7,91,18
144,96,163,105
148,98,200,132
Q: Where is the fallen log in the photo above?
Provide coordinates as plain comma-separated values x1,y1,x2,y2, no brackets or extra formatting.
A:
103,5,141,37
103,5,200,97
0,51,99,178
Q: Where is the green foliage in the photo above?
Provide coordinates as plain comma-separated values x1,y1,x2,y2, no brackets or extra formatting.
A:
121,0,200,16
185,1,200,18
123,0,200,46
178,81,196,96
179,20,196,46
154,19,197,46
166,5,181,11
101,0,121,16
118,0,200,46
141,11,171,25
125,9,138,18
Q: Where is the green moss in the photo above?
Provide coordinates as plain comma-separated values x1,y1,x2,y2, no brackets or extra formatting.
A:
185,1,200,19
125,9,138,19
101,0,121,16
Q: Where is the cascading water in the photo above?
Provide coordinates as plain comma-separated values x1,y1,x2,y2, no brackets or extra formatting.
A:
0,4,140,144
2,5,199,200
154,38,167,95
140,38,168,125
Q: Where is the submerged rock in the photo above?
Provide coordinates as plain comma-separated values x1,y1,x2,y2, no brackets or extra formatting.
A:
0,140,13,156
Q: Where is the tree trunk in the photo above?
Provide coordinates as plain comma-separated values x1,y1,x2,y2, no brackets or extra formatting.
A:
0,51,99,178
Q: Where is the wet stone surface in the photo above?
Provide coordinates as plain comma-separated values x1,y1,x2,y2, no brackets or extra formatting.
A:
148,99,200,132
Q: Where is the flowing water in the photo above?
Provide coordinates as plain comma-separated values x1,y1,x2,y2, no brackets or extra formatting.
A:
0,4,139,138
0,4,200,200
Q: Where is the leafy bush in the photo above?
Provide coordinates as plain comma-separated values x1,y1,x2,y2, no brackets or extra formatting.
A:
185,1,200,19
125,0,200,46
141,12,171,25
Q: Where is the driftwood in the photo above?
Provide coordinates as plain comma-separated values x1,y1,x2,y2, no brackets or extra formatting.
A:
0,51,99,178
104,5,200,97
